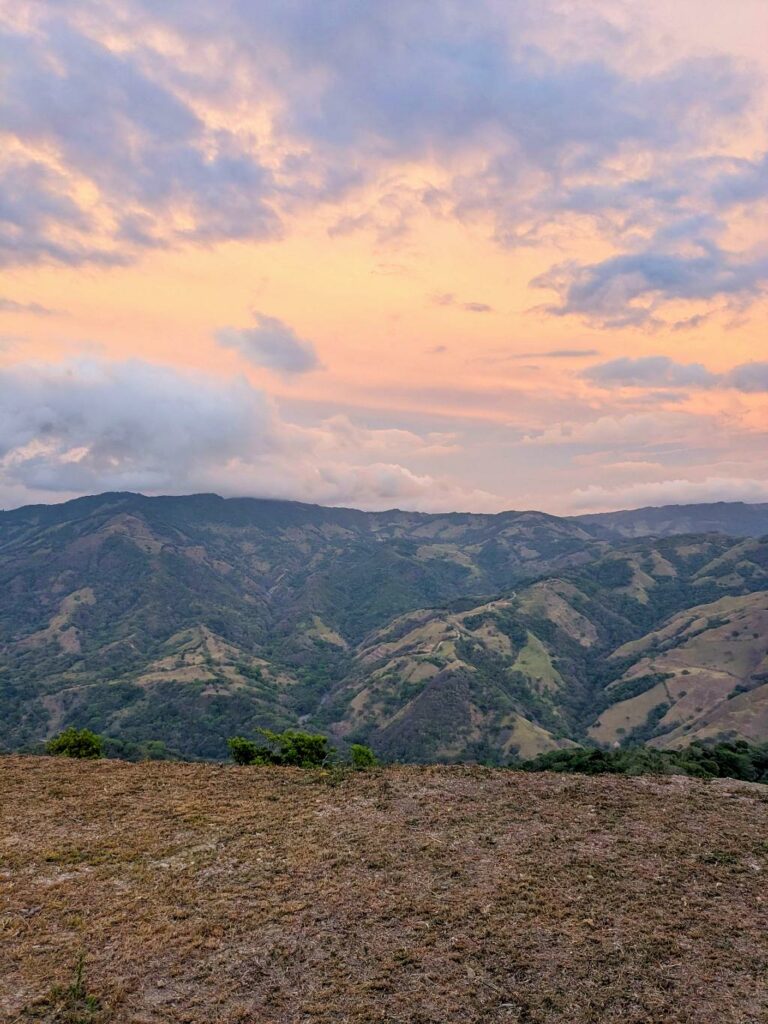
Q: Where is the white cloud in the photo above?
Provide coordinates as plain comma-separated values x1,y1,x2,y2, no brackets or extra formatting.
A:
0,359,271,492
569,476,768,513
521,411,718,449
0,358,499,512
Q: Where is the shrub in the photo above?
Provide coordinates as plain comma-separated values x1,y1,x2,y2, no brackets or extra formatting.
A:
46,728,104,760
349,743,378,769
515,740,768,783
273,729,333,767
227,735,260,765
518,747,625,775
227,728,334,767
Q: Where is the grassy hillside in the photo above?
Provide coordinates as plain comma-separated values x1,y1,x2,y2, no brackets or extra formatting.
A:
590,591,768,748
2,757,767,1024
330,535,768,760
2,492,768,760
0,492,599,757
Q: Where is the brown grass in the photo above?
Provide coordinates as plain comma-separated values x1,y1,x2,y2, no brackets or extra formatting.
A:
1,757,767,1023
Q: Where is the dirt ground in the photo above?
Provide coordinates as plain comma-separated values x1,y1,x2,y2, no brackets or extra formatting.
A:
1,757,767,1023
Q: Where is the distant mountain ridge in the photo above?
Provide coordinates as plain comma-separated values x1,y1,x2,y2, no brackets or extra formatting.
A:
1,492,767,761
575,500,768,539
4,491,768,535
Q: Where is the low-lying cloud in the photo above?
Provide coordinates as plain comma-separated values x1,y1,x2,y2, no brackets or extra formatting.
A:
570,476,768,514
0,359,498,512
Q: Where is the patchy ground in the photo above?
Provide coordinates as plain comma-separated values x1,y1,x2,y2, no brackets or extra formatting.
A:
1,757,767,1024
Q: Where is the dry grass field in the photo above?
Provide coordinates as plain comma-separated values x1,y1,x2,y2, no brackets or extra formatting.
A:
1,757,767,1024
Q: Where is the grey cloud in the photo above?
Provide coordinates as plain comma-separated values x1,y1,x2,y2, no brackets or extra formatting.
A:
722,362,768,393
584,356,768,393
553,177,687,216
0,0,764,307
584,356,717,389
216,313,321,374
184,6,749,165
711,152,768,206
516,348,600,359
0,21,281,266
0,25,199,180
0,360,271,492
534,243,768,328
433,293,493,313
0,160,87,232
670,313,710,332
0,159,123,268
0,296,57,316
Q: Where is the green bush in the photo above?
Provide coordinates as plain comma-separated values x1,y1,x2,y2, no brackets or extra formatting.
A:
227,735,260,765
275,729,333,767
227,728,334,767
101,737,181,762
46,728,104,760
349,743,378,769
514,740,768,783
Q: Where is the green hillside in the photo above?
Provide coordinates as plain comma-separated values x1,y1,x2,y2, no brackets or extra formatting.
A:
1,492,767,760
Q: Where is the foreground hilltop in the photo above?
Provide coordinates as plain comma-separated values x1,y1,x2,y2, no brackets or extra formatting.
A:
2,493,768,760
2,757,766,1023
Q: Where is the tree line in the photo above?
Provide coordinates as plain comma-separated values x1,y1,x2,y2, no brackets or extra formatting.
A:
36,726,768,784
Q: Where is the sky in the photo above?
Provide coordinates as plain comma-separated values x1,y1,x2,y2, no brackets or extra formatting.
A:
0,0,767,515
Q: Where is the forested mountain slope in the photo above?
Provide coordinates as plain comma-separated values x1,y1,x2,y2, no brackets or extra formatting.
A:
1,492,767,760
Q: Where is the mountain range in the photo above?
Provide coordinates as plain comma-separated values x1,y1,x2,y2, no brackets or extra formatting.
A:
1,492,767,761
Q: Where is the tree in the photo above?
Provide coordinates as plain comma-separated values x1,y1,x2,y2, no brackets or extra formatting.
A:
227,736,260,765
46,727,104,760
349,743,378,769
227,728,334,767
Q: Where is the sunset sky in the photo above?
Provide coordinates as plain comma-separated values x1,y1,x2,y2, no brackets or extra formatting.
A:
1,0,767,514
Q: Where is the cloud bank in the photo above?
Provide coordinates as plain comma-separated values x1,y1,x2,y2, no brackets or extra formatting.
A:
0,1,765,328
0,2,766,516
0,359,498,512
571,477,768,513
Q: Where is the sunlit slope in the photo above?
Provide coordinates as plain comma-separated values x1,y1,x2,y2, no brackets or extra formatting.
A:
590,591,768,748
